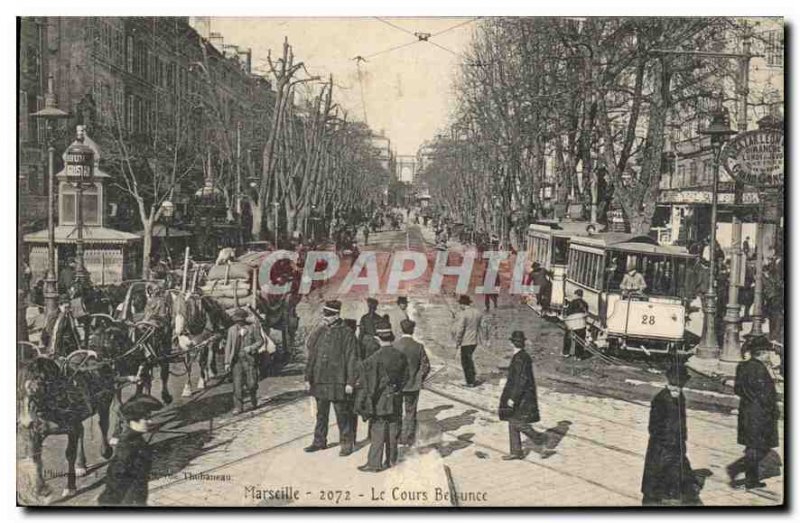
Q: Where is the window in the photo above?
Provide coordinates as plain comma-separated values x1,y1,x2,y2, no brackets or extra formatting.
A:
126,36,134,72
689,161,698,186
552,238,569,265
678,165,687,187
765,30,784,68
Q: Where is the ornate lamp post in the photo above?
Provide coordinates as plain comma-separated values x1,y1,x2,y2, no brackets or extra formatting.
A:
695,101,736,359
31,75,70,316
64,126,95,287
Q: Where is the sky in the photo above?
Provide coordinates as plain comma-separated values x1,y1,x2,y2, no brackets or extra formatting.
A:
204,17,478,156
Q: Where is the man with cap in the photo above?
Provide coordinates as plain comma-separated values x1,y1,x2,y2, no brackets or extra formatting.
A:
304,300,359,456
562,289,589,358
98,395,163,506
641,364,702,505
357,317,408,472
224,308,263,414
451,295,484,387
395,319,430,446
499,331,540,460
727,336,780,490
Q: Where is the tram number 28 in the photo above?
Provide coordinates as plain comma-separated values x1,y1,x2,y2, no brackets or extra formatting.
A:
641,314,656,325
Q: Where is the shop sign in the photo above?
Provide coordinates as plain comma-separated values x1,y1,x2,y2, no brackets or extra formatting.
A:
721,130,784,187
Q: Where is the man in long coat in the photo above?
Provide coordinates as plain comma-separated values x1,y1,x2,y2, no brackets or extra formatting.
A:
641,364,701,505
304,300,359,456
498,331,540,460
224,308,263,414
98,395,162,506
395,319,430,446
356,318,408,472
358,297,381,350
728,336,780,489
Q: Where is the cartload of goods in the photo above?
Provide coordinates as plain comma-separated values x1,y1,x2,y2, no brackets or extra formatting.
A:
200,248,261,318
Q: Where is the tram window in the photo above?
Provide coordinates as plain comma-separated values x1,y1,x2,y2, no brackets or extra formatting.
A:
594,256,603,288
552,238,569,265
605,253,626,291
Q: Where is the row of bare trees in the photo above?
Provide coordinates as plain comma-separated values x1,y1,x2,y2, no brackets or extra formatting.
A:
420,17,766,241
94,36,387,277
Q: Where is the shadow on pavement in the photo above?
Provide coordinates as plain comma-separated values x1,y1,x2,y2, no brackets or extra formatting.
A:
523,420,572,458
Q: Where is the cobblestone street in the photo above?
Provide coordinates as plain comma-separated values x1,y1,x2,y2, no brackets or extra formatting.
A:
21,225,782,508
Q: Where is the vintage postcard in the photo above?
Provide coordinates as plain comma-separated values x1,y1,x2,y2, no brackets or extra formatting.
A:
16,16,784,507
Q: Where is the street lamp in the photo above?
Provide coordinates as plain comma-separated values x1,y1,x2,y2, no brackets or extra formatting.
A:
30,75,70,317
160,200,175,267
64,126,95,288
695,101,736,359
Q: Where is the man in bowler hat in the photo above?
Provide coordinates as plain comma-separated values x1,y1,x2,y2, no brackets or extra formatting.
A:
305,300,359,456
728,336,781,489
395,319,430,446
357,317,408,472
98,395,163,506
499,331,540,460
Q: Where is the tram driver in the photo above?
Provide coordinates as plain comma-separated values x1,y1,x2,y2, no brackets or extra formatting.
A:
620,262,647,297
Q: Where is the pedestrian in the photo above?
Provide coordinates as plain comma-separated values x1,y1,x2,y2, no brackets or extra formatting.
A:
395,319,430,446
481,262,500,312
362,224,370,246
58,259,76,295
727,336,780,490
98,394,163,506
451,294,484,387
224,308,263,414
356,317,407,472
742,236,751,259
358,297,381,345
397,296,413,323
304,300,359,456
563,289,589,358
498,331,540,460
641,364,702,505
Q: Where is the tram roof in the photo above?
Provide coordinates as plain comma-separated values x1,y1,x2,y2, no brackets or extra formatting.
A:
570,234,694,257
528,220,597,237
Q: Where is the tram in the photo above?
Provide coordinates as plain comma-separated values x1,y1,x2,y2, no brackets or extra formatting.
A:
525,221,624,311
563,234,700,355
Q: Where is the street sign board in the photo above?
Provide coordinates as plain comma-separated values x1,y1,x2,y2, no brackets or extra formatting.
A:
721,130,784,188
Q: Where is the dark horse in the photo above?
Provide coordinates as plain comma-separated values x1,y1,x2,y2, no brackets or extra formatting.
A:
18,353,115,501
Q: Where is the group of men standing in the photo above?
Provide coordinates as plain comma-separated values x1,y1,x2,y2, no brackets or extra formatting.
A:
303,297,430,472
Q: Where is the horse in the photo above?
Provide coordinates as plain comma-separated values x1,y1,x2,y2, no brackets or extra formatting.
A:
18,352,115,501
173,292,232,397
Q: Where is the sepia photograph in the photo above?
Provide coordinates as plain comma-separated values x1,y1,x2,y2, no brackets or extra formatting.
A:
14,12,784,508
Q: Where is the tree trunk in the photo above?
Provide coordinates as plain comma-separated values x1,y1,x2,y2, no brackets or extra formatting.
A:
251,201,263,240
628,211,651,236
142,221,153,280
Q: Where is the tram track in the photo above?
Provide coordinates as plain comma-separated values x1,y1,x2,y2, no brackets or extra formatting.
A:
422,382,780,503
